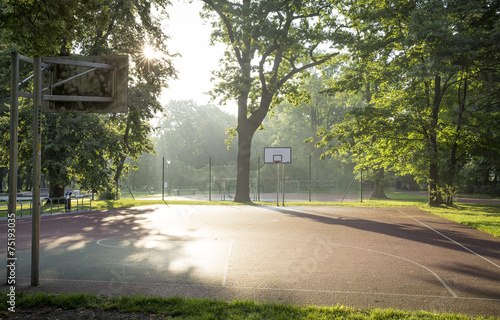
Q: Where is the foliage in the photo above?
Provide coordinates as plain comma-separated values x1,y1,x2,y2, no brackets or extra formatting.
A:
0,0,177,197
457,157,500,196
97,187,119,200
107,82,167,197
121,100,237,192
155,100,237,168
316,0,500,206
201,0,347,202
42,113,114,194
250,70,360,188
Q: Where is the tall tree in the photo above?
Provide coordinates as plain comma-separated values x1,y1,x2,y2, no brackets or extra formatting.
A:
43,113,114,197
201,0,345,202
155,100,237,168
321,59,389,198
67,0,177,198
1,0,176,198
318,0,500,206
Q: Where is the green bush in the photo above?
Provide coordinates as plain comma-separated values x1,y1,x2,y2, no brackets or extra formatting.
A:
98,188,119,200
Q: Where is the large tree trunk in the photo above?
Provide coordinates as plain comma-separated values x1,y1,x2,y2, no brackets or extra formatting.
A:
0,167,8,191
428,75,442,207
113,154,127,200
112,113,132,200
428,161,442,206
371,168,388,199
47,165,66,198
444,70,468,206
234,129,254,203
50,185,65,199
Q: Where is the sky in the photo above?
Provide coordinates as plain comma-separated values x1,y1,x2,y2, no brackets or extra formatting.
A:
159,0,237,115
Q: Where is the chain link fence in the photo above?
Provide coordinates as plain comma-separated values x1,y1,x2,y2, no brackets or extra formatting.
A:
122,155,373,202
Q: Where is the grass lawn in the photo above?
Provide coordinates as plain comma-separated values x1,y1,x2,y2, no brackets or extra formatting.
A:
383,192,500,238
1,292,497,320
426,204,500,237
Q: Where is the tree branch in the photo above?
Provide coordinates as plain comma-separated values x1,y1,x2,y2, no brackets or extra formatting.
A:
278,52,339,88
201,0,243,64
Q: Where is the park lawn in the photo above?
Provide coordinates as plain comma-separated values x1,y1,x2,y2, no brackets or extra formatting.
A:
382,192,500,238
1,292,497,320
427,203,500,237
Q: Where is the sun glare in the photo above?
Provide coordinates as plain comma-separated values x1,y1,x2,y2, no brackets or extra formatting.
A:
143,45,158,60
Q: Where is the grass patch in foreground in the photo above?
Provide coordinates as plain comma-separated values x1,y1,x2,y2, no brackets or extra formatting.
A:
1,292,496,320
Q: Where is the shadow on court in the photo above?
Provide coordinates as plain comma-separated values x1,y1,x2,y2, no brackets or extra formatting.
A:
262,206,500,261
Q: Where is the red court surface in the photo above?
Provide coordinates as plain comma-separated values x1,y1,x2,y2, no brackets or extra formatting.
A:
1,205,500,317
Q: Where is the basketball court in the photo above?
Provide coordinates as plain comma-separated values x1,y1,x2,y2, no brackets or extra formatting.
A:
1,204,499,317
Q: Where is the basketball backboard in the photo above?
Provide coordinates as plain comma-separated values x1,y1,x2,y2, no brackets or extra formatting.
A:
41,55,128,113
264,147,292,164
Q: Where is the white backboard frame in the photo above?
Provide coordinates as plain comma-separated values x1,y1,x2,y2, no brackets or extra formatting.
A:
264,147,292,164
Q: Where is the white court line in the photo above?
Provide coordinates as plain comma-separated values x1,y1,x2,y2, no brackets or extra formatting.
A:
222,239,234,287
96,238,131,248
396,208,500,270
311,240,458,298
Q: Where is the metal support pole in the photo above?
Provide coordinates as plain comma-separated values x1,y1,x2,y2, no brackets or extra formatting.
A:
282,163,285,206
208,157,212,201
308,155,312,202
340,177,356,203
31,56,42,286
360,169,363,203
123,178,134,199
7,51,19,284
257,157,260,201
162,157,165,201
276,163,280,206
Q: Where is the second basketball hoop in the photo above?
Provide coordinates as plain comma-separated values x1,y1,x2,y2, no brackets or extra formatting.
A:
264,147,291,206
264,147,291,164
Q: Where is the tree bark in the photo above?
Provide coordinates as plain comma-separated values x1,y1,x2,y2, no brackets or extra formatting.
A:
445,70,468,206
371,168,388,199
428,74,442,206
428,162,442,206
49,185,65,199
0,167,8,191
234,127,254,203
112,112,132,200
113,154,127,200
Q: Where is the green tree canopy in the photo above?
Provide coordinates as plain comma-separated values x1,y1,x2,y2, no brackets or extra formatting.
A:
1,0,177,197
201,0,347,202
155,100,237,168
317,0,500,205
